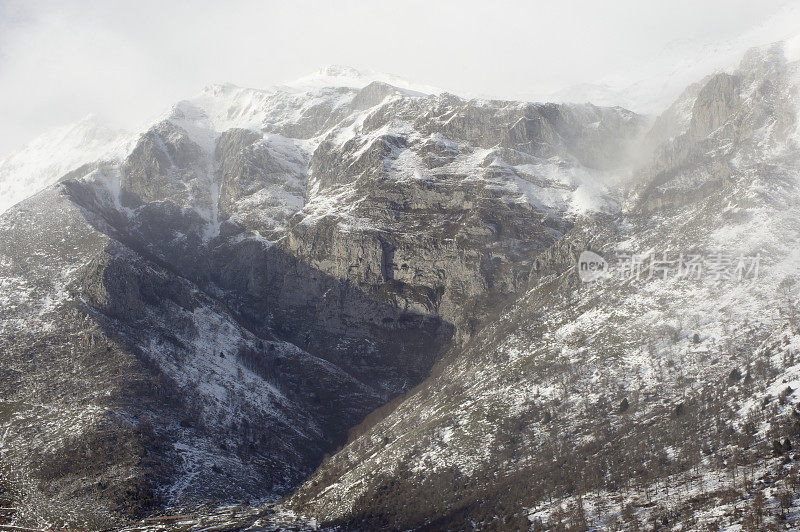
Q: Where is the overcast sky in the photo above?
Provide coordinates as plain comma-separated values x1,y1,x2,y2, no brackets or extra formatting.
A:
0,0,797,158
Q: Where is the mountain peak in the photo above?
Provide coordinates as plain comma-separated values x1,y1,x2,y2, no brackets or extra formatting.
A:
316,64,364,78
287,65,445,96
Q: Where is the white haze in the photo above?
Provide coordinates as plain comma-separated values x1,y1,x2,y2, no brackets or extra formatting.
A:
0,0,797,159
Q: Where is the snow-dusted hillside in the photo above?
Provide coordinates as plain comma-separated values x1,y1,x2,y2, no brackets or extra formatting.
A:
285,40,800,530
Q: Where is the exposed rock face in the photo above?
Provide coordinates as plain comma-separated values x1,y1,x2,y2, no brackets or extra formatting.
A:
121,122,211,207
0,73,642,528
690,73,741,137
635,42,799,213
283,93,641,341
214,128,308,238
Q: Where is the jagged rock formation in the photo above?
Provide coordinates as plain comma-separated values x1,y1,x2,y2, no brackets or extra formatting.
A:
636,42,799,213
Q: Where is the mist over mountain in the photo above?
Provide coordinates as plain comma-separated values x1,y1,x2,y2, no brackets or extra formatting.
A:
2,3,800,531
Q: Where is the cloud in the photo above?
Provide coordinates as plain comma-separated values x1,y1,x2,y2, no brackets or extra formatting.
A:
0,0,793,157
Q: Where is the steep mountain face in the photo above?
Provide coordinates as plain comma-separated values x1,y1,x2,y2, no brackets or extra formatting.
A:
0,69,642,527
285,44,800,530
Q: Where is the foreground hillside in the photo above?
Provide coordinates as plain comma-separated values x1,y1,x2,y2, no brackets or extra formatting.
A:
285,43,800,530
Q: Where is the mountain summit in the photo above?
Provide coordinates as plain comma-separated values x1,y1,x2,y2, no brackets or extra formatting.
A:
286,64,445,94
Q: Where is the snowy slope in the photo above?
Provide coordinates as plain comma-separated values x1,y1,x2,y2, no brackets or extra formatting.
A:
0,116,133,215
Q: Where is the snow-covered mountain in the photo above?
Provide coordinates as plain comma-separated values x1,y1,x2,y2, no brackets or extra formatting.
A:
0,63,644,528
0,65,441,219
1,38,800,531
